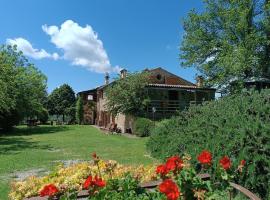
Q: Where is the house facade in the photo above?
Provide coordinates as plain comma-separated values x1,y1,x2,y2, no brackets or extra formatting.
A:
78,67,216,133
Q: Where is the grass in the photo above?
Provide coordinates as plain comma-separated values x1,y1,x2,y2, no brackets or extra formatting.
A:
0,125,154,200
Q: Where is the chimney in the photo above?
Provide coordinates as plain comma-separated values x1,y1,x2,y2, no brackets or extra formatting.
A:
120,69,127,79
196,75,204,87
105,72,110,85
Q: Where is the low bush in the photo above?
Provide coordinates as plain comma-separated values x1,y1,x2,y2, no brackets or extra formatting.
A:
147,89,270,199
134,117,155,137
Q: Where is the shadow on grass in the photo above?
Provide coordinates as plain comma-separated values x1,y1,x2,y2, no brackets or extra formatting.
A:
0,126,72,155
0,125,72,136
0,137,52,155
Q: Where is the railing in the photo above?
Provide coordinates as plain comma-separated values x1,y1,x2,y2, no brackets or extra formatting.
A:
147,100,204,113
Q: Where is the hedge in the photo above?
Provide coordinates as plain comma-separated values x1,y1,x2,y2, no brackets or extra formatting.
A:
134,117,154,137
147,89,270,199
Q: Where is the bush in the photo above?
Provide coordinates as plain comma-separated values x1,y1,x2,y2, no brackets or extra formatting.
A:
147,89,270,199
134,117,154,137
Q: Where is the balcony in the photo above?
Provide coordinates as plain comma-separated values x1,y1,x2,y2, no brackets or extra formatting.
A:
146,100,204,113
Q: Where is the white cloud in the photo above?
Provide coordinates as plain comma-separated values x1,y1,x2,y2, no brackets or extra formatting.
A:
42,20,119,73
6,37,59,60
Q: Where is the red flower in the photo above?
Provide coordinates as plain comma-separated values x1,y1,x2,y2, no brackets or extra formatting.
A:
159,179,180,200
83,175,106,190
93,176,106,188
40,184,59,197
156,164,169,176
240,160,246,166
83,176,94,189
219,156,231,170
165,156,183,172
197,150,212,165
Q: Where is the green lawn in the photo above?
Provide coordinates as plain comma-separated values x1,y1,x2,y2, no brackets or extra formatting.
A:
0,125,155,200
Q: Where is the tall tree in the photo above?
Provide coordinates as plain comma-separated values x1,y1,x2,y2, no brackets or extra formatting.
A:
261,0,270,77
47,84,76,122
180,0,270,93
105,72,150,116
0,45,47,129
76,96,84,124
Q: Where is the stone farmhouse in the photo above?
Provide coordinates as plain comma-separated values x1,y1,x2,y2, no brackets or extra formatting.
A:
77,67,216,133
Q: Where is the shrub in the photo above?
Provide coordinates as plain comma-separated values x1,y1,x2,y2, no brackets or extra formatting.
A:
147,89,270,199
76,96,84,124
134,117,154,137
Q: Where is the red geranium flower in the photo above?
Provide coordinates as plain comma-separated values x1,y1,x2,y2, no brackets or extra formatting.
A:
83,176,94,189
219,156,231,170
40,184,59,197
93,176,106,188
165,156,183,172
197,150,212,165
156,164,169,176
240,160,246,166
159,179,180,200
83,175,106,190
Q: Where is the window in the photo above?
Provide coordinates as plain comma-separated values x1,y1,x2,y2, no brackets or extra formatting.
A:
156,74,162,80
87,94,93,100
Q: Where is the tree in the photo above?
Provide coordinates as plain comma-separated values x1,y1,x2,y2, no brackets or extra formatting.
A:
105,72,150,116
0,45,47,129
38,108,49,124
180,0,270,93
76,96,84,124
47,84,76,122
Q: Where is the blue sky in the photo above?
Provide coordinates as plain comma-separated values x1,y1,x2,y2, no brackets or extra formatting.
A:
0,0,204,93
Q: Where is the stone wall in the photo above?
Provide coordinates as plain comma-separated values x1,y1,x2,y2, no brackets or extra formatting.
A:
115,114,135,133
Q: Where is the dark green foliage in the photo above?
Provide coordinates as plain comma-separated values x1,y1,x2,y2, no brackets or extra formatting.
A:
87,174,165,200
0,110,20,130
180,0,270,93
76,96,84,124
47,84,76,122
0,45,47,129
147,89,270,198
134,118,154,137
105,72,150,116
38,108,49,124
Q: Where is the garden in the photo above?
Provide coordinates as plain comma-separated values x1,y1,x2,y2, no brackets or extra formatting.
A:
1,0,270,199
4,89,268,200
0,125,152,200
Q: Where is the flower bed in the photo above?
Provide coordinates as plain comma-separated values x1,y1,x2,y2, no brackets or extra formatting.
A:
10,152,261,200
9,154,157,200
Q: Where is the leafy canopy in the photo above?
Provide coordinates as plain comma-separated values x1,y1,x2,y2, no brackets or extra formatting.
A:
47,84,76,121
0,45,47,129
105,72,150,116
180,0,270,92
